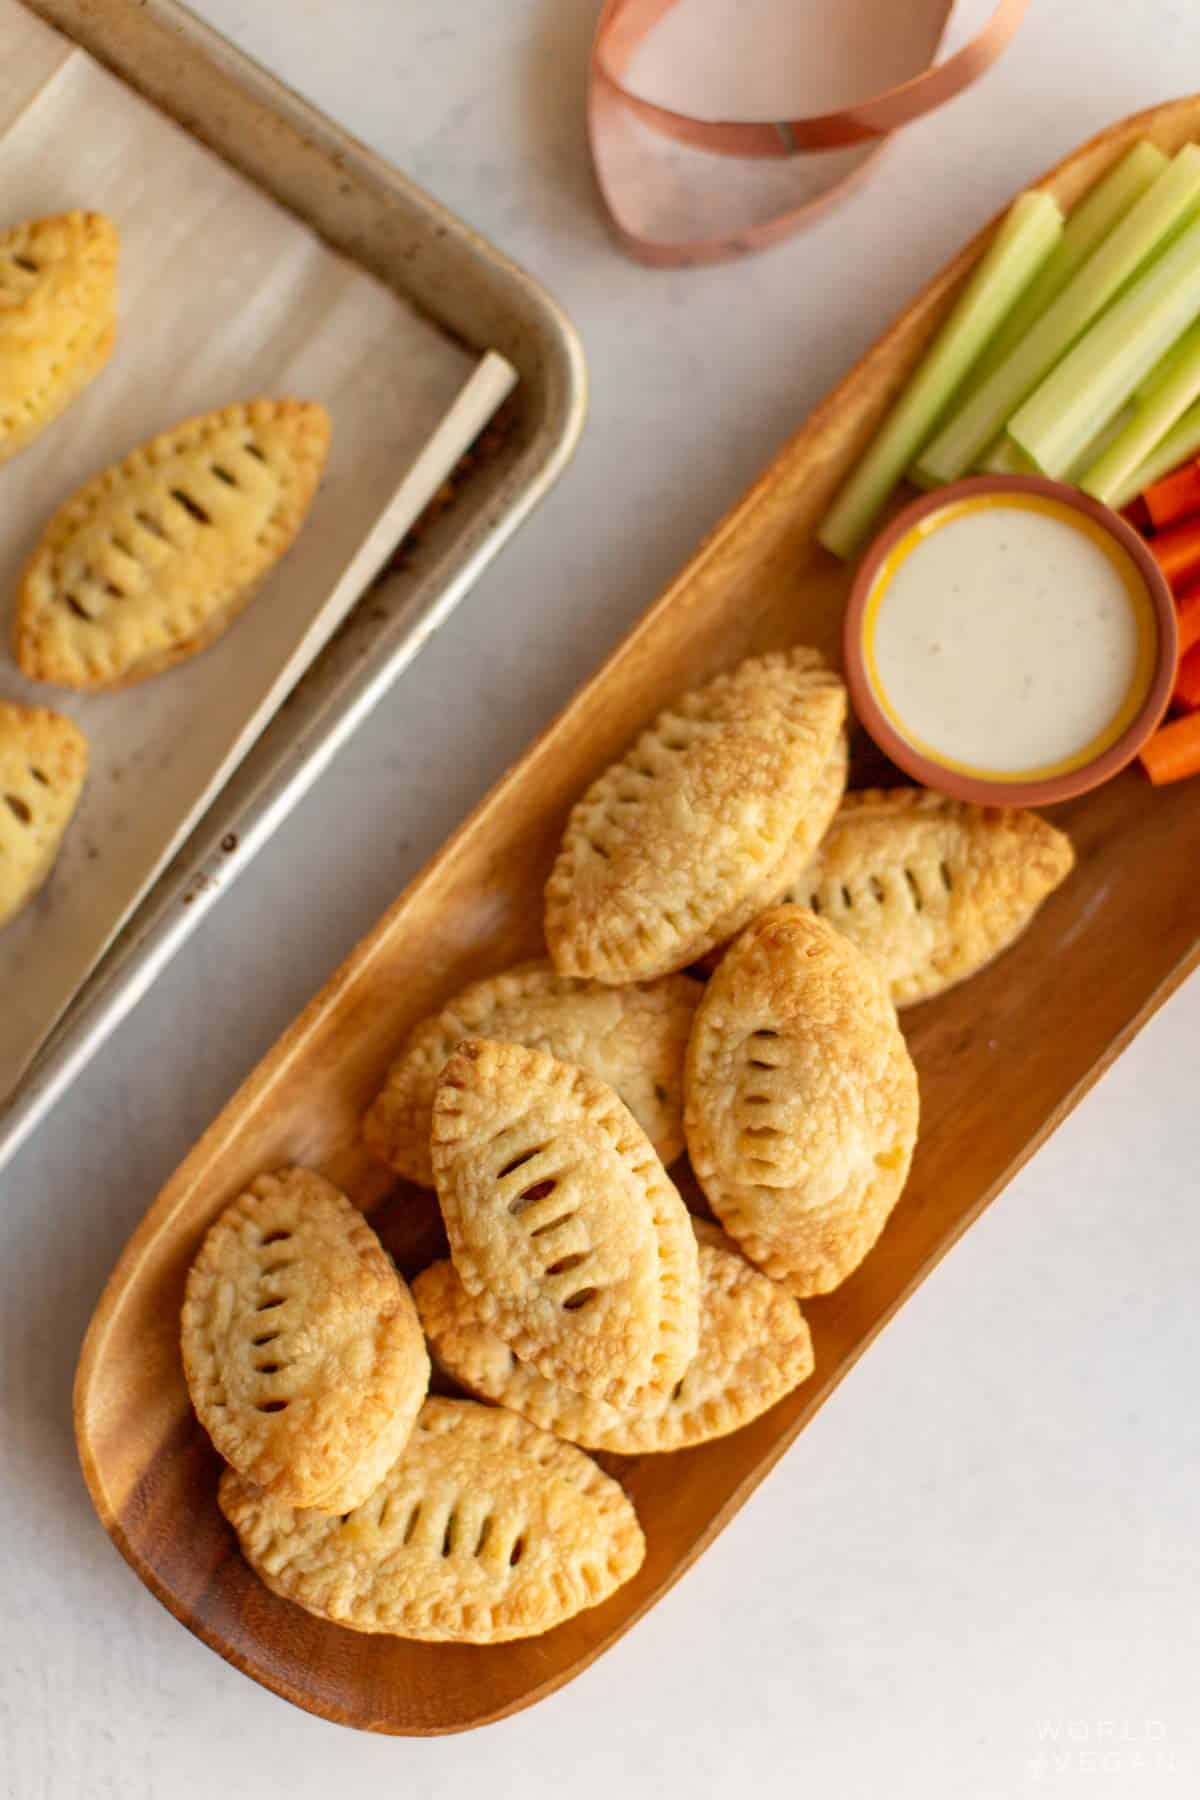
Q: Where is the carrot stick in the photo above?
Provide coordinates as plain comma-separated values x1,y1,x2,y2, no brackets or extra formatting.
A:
1173,645,1200,712
1139,708,1200,782
1149,516,1200,586
1177,586,1200,660
1143,456,1200,528
1122,494,1151,532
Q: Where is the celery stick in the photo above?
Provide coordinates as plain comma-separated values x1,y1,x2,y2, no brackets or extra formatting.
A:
1108,398,1200,508
977,434,1039,475
907,462,941,492
1133,313,1200,402
915,144,1200,485
1067,406,1131,478
1009,208,1200,479
1080,315,1200,501
817,192,1062,560
969,141,1167,386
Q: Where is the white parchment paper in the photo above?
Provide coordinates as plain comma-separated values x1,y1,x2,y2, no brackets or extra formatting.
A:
0,0,515,1100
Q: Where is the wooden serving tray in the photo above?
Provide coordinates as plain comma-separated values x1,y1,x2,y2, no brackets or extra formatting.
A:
76,96,1200,1735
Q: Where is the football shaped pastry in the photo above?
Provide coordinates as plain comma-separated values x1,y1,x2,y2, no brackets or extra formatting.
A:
16,398,331,689
220,1398,645,1643
685,906,920,1297
779,788,1075,1006
544,647,847,982
703,727,848,951
363,959,700,1185
181,1167,429,1514
414,1220,814,1454
0,212,118,465
431,1037,701,1411
0,702,87,930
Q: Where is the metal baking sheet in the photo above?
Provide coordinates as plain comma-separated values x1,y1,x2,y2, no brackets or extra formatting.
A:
0,0,520,1099
0,0,585,1175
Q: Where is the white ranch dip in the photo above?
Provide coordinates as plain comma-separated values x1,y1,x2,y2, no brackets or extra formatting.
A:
868,495,1148,777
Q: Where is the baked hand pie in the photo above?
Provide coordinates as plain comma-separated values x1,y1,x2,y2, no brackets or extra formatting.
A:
685,906,919,1297
431,1037,700,1411
413,1219,814,1454
16,398,331,689
777,788,1075,1006
692,729,849,975
0,212,118,465
181,1167,429,1514
544,647,847,982
219,1397,645,1643
0,702,88,930
363,960,700,1185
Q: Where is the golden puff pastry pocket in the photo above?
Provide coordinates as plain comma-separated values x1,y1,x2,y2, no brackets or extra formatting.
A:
413,1219,814,1454
0,211,118,465
544,648,847,983
16,398,331,689
685,906,919,1298
363,959,700,1186
219,1397,645,1643
0,702,87,930
699,727,848,966
181,1167,429,1515
431,1037,700,1412
779,788,1075,1006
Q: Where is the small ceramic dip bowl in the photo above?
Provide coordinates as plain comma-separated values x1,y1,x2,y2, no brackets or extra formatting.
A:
843,474,1178,806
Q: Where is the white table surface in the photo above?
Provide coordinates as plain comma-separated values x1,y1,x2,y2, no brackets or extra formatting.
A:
3,2,1198,1794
